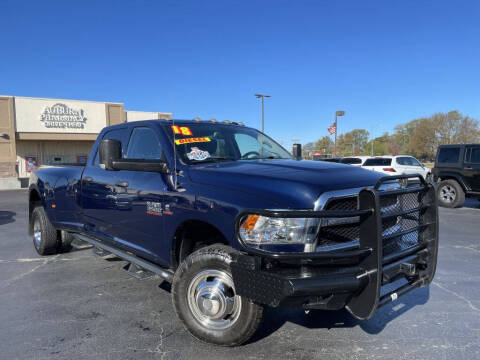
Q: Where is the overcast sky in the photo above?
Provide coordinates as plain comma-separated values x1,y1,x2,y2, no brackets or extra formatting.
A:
1,0,479,147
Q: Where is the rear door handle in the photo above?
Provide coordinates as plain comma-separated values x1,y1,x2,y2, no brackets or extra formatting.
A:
465,167,473,170
115,181,129,188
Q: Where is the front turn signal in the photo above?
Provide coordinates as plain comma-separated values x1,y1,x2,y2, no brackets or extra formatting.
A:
242,215,259,230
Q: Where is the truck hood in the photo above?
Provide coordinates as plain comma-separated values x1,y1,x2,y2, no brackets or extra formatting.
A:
187,159,384,208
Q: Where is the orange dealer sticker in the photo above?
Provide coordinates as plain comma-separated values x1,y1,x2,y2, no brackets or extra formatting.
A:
175,137,211,145
171,125,193,136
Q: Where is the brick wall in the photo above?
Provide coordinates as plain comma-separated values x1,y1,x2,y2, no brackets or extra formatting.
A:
0,162,16,178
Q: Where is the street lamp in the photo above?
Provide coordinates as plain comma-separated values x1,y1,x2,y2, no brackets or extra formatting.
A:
255,94,271,132
333,110,345,157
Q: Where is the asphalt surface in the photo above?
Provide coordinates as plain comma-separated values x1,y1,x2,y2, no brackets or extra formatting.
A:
0,190,479,360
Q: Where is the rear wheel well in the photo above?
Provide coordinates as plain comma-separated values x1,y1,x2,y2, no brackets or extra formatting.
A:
29,189,42,235
171,220,229,269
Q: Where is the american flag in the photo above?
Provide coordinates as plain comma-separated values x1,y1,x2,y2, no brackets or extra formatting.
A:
327,123,336,135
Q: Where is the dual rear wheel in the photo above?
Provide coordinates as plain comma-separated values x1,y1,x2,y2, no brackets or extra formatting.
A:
31,206,73,255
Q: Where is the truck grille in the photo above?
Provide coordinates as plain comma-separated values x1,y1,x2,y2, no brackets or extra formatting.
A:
317,187,422,257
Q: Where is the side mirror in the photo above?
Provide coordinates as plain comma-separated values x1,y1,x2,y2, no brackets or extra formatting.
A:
99,139,122,170
292,143,302,160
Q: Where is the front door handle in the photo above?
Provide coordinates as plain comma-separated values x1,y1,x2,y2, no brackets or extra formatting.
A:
115,181,129,188
84,176,93,182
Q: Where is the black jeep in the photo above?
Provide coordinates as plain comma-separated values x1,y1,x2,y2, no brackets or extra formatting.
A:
433,144,480,207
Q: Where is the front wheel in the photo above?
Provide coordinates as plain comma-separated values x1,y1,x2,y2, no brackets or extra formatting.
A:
172,245,263,346
437,179,465,208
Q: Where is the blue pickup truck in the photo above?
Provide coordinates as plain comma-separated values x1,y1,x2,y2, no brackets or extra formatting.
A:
29,119,439,345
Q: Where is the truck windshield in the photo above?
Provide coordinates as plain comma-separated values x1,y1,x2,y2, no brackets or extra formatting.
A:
163,123,292,164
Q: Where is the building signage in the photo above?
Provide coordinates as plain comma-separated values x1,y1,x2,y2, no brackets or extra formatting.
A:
40,103,87,129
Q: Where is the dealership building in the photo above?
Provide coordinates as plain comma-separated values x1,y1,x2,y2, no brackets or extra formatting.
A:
0,95,171,189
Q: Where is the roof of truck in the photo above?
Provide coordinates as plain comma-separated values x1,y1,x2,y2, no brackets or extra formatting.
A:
126,119,247,126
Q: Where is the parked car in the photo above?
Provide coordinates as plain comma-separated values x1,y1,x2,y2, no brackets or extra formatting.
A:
362,156,430,179
28,120,439,346
340,156,370,166
432,144,480,208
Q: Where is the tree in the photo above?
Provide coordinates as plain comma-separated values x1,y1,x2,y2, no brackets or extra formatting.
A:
306,110,480,160
363,132,390,156
336,129,369,156
312,136,334,157
396,110,480,159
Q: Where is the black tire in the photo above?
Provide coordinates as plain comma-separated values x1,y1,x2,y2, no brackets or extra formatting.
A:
172,245,263,346
31,206,59,255
437,179,465,208
426,173,433,183
57,230,73,253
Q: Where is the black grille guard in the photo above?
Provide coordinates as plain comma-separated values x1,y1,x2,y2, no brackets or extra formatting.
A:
233,174,439,320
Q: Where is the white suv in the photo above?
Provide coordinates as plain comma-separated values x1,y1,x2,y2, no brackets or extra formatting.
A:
362,155,430,179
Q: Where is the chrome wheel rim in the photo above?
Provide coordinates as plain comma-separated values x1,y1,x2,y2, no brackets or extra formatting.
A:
186,269,241,330
440,185,456,203
33,218,41,248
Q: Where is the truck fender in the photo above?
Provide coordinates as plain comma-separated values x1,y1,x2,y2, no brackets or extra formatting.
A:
169,218,231,268
28,183,46,235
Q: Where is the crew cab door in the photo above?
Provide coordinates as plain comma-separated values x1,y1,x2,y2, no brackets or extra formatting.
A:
105,126,170,265
81,126,132,239
463,146,480,192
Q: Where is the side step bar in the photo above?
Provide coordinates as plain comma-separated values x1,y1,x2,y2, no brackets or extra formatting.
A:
73,234,174,282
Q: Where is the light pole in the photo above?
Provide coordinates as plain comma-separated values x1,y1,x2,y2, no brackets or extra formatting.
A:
255,94,271,132
333,110,345,157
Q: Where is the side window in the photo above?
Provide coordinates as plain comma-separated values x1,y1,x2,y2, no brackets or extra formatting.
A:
396,157,408,165
408,157,422,166
465,147,480,164
94,127,130,165
437,147,460,163
398,157,421,166
126,127,162,160
234,133,261,156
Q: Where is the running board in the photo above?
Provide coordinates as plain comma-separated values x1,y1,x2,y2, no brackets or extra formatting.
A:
72,234,174,282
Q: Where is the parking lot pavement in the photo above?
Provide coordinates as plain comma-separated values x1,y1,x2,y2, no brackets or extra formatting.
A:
0,190,479,360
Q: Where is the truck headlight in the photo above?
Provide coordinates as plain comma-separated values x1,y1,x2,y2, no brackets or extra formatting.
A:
239,214,320,246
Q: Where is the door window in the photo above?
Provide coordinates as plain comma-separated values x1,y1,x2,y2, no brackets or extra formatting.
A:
126,127,162,160
397,157,421,166
234,133,261,157
465,147,480,164
437,147,460,163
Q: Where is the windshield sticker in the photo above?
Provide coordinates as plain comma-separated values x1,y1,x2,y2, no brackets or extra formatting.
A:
171,125,193,136
187,147,210,161
175,136,211,145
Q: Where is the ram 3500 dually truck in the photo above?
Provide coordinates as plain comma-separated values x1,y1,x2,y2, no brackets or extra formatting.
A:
29,120,439,346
